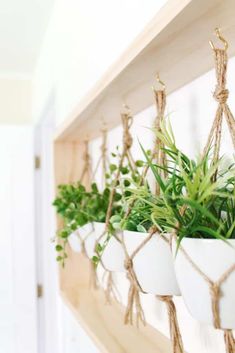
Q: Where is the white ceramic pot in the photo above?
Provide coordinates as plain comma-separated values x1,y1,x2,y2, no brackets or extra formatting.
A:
93,222,106,239
174,238,235,329
101,232,126,272
68,230,81,253
123,230,180,295
78,222,94,258
93,222,126,271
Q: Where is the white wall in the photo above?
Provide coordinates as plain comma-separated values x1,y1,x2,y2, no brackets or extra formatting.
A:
33,0,167,123
33,1,235,353
0,77,32,124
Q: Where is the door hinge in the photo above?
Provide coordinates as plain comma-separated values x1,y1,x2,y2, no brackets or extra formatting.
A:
37,284,43,298
35,156,41,169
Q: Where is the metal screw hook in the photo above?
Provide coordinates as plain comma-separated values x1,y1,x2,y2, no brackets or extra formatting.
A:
209,27,228,51
122,102,131,114
152,72,166,91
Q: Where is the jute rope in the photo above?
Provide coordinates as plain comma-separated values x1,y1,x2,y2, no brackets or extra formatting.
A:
122,226,158,326
77,225,99,289
156,295,184,353
203,48,235,180
103,111,134,302
94,230,121,303
101,127,109,187
75,139,99,288
93,110,135,302
124,84,167,219
91,127,109,187
177,33,235,353
153,87,168,193
151,232,184,353
175,232,235,352
104,110,134,229
121,81,184,353
152,84,183,353
94,127,119,300
99,230,123,304
79,140,92,185
90,125,121,294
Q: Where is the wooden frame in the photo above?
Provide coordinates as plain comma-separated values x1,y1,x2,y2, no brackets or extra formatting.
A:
55,0,235,142
54,0,235,351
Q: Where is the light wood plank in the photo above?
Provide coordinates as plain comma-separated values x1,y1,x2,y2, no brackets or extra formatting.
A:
60,251,173,353
54,0,235,142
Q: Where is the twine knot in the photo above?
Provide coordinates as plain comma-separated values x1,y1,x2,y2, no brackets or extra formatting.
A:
213,87,229,104
210,282,221,299
123,130,133,150
83,151,90,162
122,114,133,150
157,295,172,303
124,258,133,271
210,282,221,329
224,330,235,353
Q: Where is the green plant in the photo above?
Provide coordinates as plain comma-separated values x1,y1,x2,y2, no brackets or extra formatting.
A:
92,149,146,265
136,119,235,249
53,180,121,265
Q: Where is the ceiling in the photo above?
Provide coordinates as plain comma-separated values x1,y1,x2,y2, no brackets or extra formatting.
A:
0,0,54,77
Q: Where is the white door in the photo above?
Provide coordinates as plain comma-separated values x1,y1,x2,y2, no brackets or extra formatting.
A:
35,96,100,353
0,126,37,353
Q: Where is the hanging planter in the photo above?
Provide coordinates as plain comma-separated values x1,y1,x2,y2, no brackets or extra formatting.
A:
123,230,180,295
171,30,235,349
142,29,235,352
68,230,81,253
68,222,94,254
101,231,125,272
79,222,95,258
173,237,235,329
144,115,235,350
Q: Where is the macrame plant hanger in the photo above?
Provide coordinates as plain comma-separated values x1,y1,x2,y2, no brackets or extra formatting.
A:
90,121,110,188
77,137,100,289
121,75,184,353
98,106,137,303
153,76,184,353
121,75,168,328
176,28,235,353
91,121,121,302
79,138,92,185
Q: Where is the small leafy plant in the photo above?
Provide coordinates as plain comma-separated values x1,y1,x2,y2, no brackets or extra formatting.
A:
92,149,146,265
135,119,235,249
53,180,121,265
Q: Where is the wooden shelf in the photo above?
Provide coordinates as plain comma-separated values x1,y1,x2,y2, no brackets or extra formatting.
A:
60,250,173,353
55,0,235,142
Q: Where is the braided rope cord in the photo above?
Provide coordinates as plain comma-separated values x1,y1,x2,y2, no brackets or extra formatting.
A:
177,41,235,353
120,85,184,353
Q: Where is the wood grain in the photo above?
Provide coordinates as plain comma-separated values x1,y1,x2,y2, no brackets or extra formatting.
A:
60,252,173,353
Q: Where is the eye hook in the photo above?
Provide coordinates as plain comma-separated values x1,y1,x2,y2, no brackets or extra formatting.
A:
122,102,131,114
100,116,107,130
152,72,165,91
209,27,228,51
